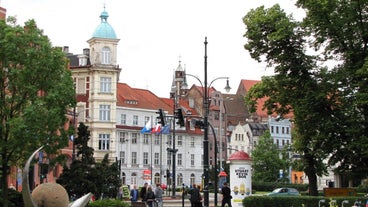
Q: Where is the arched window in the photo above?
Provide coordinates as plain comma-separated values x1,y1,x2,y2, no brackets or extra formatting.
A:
101,46,110,64
177,173,183,186
190,173,195,186
131,172,137,185
121,172,126,185
154,173,160,185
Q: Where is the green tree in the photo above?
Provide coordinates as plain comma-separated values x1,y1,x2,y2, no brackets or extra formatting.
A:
57,123,121,200
243,0,368,195
296,0,368,186
252,130,289,182
57,123,98,199
95,154,121,199
0,18,74,207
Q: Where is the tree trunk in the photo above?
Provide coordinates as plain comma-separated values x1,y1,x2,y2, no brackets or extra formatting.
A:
1,159,9,207
304,154,319,196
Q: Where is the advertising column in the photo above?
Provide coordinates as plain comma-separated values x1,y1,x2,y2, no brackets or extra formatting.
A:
227,151,252,207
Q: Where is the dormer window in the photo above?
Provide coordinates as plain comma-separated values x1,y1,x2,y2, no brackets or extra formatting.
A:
101,46,110,64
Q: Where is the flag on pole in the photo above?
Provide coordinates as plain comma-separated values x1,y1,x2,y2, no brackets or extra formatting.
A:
161,125,171,135
140,118,152,133
151,124,161,134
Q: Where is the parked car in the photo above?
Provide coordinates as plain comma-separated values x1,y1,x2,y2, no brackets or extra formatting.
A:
266,188,301,196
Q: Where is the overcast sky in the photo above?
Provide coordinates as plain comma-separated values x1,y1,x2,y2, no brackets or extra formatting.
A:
2,0,303,98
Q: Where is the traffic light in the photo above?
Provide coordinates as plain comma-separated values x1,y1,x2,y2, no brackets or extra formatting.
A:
156,109,166,126
191,118,204,129
175,108,185,127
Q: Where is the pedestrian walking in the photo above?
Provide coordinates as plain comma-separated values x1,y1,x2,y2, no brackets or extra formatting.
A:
140,182,148,202
145,186,156,207
189,184,202,207
130,184,139,202
221,182,232,207
196,185,203,207
154,184,164,207
188,184,197,207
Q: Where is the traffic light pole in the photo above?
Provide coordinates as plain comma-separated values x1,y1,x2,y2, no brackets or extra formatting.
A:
172,95,177,198
203,37,209,207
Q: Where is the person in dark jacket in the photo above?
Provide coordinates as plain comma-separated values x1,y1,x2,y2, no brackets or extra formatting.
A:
140,182,148,202
221,182,232,207
144,186,156,207
189,184,202,207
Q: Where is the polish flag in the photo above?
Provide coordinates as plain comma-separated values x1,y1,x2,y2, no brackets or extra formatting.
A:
151,124,161,134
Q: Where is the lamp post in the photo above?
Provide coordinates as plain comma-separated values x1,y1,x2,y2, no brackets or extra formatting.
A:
70,108,89,161
72,104,76,161
208,123,218,207
185,37,231,207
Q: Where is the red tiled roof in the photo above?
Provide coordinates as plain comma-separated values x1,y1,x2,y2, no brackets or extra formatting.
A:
240,80,268,118
116,83,171,112
240,79,294,119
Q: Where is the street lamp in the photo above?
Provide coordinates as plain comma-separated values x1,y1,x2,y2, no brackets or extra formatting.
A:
186,37,231,207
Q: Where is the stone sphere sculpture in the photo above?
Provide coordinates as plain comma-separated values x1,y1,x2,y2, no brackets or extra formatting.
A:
22,146,92,207
31,183,69,207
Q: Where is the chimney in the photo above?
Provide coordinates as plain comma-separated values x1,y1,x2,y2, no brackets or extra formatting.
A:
63,46,69,53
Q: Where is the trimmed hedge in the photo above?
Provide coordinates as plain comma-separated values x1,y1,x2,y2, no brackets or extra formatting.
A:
252,181,309,192
87,199,130,207
243,196,367,207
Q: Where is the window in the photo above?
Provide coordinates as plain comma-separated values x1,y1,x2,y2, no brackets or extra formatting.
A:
167,136,172,145
177,135,183,146
154,173,160,185
77,77,86,94
177,173,183,186
143,152,149,165
177,153,182,166
167,153,171,165
100,77,111,93
98,134,110,150
144,116,150,124
119,132,127,143
190,174,195,186
214,111,219,120
101,46,110,64
190,137,195,147
131,152,137,165
99,105,110,121
143,134,149,144
282,127,285,134
154,135,160,145
154,153,159,165
276,126,279,134
191,154,195,166
133,115,138,125
286,127,290,134
131,133,138,144
131,173,137,185
120,151,125,164
271,126,274,133
121,114,126,125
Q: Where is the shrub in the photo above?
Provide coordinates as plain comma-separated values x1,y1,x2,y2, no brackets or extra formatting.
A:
87,199,130,207
0,189,24,207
